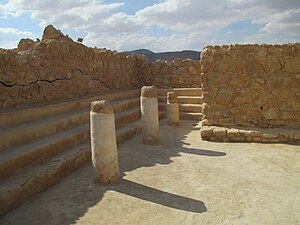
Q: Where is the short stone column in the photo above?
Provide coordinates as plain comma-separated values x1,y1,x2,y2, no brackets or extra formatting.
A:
140,86,159,145
90,100,119,185
167,91,179,126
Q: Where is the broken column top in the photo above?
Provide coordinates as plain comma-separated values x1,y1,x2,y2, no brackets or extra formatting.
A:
91,100,114,114
141,86,157,98
167,91,177,103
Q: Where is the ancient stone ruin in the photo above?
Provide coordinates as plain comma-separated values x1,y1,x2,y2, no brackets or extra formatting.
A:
0,24,299,216
1,25,299,143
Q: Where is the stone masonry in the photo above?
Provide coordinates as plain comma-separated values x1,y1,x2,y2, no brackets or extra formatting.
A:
137,56,201,88
0,25,201,109
0,25,299,143
200,44,300,143
0,25,139,108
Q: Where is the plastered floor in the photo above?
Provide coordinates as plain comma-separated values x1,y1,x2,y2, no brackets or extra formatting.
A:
1,120,300,225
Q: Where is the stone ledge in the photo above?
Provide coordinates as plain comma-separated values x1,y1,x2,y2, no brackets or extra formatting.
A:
200,125,300,143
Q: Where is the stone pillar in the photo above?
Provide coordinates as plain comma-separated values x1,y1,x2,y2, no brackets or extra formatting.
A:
167,91,179,126
140,86,159,145
90,100,119,185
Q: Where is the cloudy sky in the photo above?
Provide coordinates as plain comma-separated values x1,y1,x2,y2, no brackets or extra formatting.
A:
0,0,299,52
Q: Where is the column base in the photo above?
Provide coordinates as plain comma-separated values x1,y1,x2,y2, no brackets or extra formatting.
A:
94,172,119,185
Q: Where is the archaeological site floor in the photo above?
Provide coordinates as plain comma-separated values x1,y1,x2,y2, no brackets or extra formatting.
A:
0,120,299,225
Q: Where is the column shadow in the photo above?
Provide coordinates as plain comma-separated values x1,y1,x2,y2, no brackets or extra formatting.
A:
112,179,207,213
0,120,226,225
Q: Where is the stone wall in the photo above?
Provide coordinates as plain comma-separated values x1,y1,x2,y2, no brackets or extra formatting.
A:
0,25,139,109
137,57,201,88
201,44,300,130
0,25,202,109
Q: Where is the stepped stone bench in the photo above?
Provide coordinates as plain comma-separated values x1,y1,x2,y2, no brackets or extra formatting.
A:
200,126,300,143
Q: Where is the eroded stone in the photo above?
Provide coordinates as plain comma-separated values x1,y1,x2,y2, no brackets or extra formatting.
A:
91,100,114,114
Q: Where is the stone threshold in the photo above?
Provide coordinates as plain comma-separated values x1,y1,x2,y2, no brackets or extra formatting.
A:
200,125,300,143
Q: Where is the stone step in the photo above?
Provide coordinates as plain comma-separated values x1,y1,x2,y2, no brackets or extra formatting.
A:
158,103,203,114
158,96,203,105
173,88,202,96
0,142,91,216
0,97,140,152
177,96,203,104
116,111,165,144
0,104,142,181
112,98,139,114
157,88,202,97
0,124,90,181
116,120,142,144
179,112,203,121
179,104,203,113
0,111,166,215
0,108,89,152
115,107,141,129
0,89,140,129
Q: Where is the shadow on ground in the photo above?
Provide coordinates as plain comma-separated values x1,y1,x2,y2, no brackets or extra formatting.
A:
0,120,226,225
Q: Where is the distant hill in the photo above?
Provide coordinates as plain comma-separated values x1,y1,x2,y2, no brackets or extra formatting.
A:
124,49,200,61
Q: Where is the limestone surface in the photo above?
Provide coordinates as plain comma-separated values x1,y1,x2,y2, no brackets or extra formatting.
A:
1,121,299,225
167,91,177,103
140,86,158,98
91,100,114,114
200,44,300,130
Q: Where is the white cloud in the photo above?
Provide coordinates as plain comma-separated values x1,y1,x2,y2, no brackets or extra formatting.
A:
242,33,299,45
0,0,299,51
260,8,300,34
85,31,210,52
0,27,34,49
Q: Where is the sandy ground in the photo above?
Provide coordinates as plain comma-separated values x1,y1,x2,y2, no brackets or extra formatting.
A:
0,120,299,225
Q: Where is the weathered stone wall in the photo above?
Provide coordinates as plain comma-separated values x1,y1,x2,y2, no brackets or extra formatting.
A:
0,25,139,109
137,57,201,88
201,44,300,129
0,25,202,109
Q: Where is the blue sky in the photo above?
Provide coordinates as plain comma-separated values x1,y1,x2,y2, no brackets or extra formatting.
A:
0,0,299,52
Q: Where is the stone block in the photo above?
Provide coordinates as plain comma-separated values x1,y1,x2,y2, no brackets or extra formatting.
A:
227,128,240,137
201,59,215,72
262,132,278,139
239,129,251,137
214,90,233,105
285,59,300,73
213,127,227,137
294,131,300,141
229,136,245,142
250,130,262,137
279,131,291,142
269,138,280,143
233,96,251,105
200,126,213,137
218,118,234,126
252,137,261,142
245,137,252,142
262,108,278,120
261,137,270,143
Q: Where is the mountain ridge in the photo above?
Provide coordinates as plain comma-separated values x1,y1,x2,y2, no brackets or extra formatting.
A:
124,49,200,61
